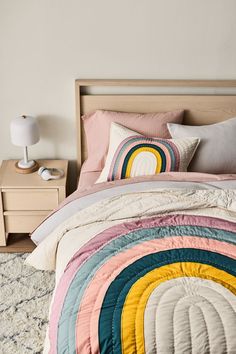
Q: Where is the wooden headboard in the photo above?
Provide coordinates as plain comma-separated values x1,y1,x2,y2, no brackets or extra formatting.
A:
75,79,236,169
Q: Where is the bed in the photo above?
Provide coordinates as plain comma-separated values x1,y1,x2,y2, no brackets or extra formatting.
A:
26,80,236,354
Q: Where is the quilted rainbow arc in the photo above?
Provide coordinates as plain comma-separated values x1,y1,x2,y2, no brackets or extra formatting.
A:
49,214,236,354
108,136,181,180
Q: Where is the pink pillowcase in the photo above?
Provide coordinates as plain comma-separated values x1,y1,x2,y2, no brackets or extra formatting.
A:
82,109,184,172
78,169,101,190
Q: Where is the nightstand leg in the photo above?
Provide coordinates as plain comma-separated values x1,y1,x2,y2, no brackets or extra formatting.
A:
0,191,6,246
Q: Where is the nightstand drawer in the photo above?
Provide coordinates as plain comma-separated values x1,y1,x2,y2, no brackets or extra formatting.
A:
2,189,58,211
4,212,49,233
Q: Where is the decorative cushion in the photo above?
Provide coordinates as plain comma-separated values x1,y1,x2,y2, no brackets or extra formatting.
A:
96,123,199,183
167,117,236,173
82,109,184,172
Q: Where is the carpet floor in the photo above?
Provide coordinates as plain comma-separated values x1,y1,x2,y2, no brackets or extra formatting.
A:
0,253,55,354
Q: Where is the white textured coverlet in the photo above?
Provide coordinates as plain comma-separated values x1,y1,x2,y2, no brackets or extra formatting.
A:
27,189,236,276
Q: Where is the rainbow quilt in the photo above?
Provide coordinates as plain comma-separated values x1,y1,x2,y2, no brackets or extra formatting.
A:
48,213,236,354
27,187,236,354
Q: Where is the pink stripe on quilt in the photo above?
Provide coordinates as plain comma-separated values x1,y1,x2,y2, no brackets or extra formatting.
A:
48,214,236,353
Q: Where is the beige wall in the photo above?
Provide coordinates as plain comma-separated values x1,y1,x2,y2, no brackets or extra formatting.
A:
1,0,236,164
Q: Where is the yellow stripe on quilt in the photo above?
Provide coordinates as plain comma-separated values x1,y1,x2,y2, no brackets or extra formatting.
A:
125,147,162,178
121,262,236,354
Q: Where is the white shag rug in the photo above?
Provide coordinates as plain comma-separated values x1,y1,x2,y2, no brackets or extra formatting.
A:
0,253,55,354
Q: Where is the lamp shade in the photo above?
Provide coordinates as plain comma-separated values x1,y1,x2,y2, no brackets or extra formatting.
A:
10,115,40,147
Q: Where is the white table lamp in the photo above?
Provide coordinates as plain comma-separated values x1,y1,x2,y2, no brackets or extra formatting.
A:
10,115,40,174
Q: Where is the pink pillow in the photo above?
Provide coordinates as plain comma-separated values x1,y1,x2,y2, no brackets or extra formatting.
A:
82,109,184,172
78,170,101,189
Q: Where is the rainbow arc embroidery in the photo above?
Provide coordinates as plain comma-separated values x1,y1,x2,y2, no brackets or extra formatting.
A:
108,136,180,181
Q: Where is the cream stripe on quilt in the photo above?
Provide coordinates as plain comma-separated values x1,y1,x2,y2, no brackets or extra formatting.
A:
144,277,236,354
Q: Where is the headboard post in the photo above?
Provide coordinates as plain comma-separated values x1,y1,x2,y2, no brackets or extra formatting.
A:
75,81,82,170
75,79,236,172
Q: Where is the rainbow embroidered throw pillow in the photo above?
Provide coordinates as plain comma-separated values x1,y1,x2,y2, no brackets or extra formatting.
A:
96,123,200,183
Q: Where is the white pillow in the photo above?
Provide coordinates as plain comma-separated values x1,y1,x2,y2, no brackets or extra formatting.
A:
96,123,200,183
168,117,236,173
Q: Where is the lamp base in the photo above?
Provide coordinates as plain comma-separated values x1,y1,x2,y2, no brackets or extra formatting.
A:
15,160,39,174
18,159,36,169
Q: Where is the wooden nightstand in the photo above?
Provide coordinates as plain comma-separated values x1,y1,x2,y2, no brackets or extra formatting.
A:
0,159,68,246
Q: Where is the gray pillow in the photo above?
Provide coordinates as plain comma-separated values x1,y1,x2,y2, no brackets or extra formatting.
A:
167,117,236,174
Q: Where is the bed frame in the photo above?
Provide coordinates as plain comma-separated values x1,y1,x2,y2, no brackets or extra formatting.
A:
75,79,236,170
